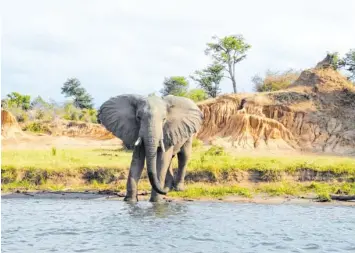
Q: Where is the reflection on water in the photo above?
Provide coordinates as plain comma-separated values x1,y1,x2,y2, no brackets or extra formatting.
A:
126,201,188,219
2,198,355,253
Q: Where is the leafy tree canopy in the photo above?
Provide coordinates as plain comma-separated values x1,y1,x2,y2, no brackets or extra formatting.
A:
190,63,224,98
339,49,355,81
205,34,251,93
160,76,189,96
4,92,31,110
61,78,94,109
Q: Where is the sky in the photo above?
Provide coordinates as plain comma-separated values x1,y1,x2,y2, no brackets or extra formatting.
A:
1,0,355,107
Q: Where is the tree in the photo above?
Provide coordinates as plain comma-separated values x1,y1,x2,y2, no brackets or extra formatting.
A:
30,96,52,110
339,49,355,81
190,63,224,98
61,78,94,109
252,69,300,92
5,92,31,110
160,76,189,96
186,89,208,102
204,34,251,93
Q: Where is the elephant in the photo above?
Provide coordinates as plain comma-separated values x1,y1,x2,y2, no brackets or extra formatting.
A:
98,94,203,202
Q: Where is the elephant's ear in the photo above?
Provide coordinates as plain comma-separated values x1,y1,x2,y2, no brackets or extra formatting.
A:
163,95,203,146
98,94,144,149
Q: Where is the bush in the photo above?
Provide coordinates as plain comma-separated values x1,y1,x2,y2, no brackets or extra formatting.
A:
252,69,300,92
63,102,81,121
79,108,98,123
204,145,226,156
23,122,51,134
1,167,18,184
186,89,208,102
23,168,49,185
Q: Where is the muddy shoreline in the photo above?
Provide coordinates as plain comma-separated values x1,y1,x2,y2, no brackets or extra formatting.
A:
2,190,355,206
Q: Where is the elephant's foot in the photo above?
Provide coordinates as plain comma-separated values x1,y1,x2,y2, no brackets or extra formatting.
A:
123,195,138,202
149,194,164,203
163,185,173,192
174,183,185,191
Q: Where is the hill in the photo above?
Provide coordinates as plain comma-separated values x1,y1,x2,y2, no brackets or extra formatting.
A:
197,66,355,156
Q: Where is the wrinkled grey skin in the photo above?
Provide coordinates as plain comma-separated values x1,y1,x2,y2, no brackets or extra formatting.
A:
98,94,203,202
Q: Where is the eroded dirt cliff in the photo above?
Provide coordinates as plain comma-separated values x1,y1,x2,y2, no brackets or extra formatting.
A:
197,67,355,156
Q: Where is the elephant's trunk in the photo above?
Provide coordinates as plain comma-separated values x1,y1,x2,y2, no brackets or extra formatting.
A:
143,134,167,195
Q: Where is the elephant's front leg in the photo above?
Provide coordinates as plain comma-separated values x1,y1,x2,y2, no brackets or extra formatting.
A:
164,156,175,192
150,148,174,202
124,146,145,202
174,138,192,191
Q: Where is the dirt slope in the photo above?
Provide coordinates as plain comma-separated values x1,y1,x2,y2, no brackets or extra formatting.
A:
1,109,25,140
197,67,355,156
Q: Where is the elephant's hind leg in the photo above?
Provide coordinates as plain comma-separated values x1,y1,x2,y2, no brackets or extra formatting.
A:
174,138,192,191
124,146,145,202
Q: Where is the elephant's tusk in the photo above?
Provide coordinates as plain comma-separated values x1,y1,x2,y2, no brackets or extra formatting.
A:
134,137,142,146
160,139,165,152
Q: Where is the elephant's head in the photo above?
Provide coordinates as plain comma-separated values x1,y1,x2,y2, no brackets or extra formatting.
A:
98,94,203,195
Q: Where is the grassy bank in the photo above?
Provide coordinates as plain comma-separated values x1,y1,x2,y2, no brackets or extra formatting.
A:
2,146,355,201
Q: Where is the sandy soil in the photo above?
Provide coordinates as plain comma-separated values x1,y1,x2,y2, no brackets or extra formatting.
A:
1,132,334,158
1,133,122,150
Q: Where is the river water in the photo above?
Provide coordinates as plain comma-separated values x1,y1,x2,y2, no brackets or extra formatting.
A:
2,197,355,253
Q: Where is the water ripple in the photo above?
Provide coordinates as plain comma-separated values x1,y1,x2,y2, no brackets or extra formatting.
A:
1,199,355,253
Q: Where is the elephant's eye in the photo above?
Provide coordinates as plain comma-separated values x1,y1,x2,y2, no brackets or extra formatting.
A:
136,115,141,121
163,117,166,122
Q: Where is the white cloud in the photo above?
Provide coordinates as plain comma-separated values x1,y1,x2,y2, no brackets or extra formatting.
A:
1,0,355,106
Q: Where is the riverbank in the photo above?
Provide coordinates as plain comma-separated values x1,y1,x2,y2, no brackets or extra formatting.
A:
2,190,355,206
2,146,355,202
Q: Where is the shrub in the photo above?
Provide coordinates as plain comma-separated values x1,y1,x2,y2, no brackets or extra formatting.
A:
23,168,49,185
1,167,18,184
79,108,98,123
204,145,226,156
63,102,81,121
23,122,51,134
252,69,300,92
187,89,208,102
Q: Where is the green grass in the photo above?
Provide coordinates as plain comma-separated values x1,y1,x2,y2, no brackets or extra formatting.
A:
187,147,355,174
2,146,355,201
2,146,355,174
1,148,133,170
168,183,252,198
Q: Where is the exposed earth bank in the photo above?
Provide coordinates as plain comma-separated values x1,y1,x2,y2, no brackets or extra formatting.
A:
197,67,355,156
